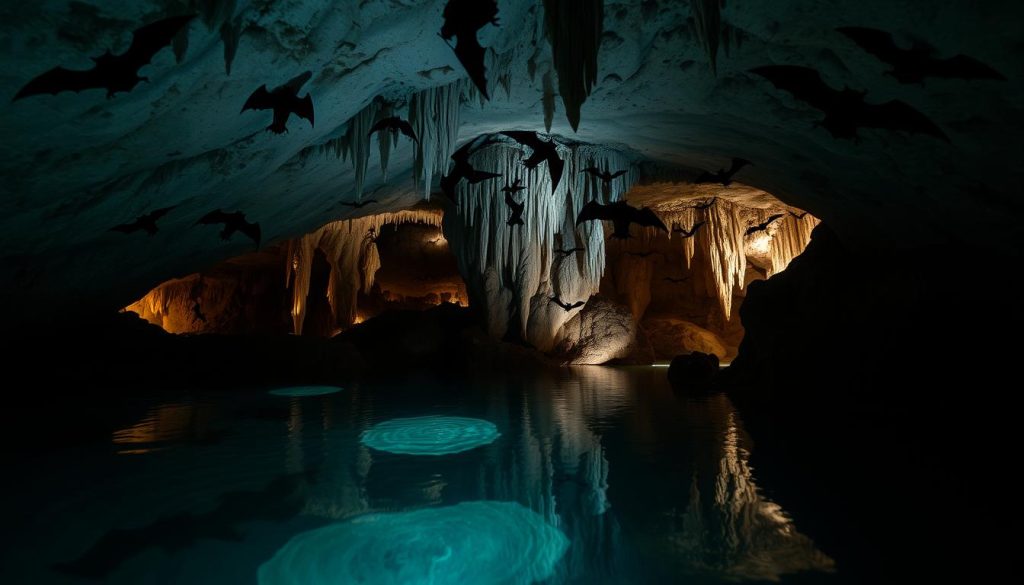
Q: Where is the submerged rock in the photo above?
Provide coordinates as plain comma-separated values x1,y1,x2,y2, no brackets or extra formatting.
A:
667,351,719,390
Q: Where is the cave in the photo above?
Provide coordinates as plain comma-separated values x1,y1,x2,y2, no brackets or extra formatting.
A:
1,1,1020,584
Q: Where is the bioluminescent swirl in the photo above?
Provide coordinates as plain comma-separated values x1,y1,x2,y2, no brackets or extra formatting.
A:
268,386,342,397
258,501,569,585
360,416,499,455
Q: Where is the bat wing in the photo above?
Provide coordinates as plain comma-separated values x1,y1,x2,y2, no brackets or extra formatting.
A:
693,170,715,183
500,130,542,150
454,33,489,99
281,71,313,93
630,207,668,232
936,54,1006,81
766,214,785,225
728,158,752,175
547,155,565,192
576,200,612,225
123,14,195,70
147,206,176,221
196,210,230,225
750,65,839,113
581,167,602,177
110,222,140,234
504,190,520,211
836,26,903,66
609,170,628,179
239,221,262,247
569,301,585,310
861,99,948,141
14,66,102,99
293,94,315,127
367,118,391,136
242,86,274,112
397,120,419,142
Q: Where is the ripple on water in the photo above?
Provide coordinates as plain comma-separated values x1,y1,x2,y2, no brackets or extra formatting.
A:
268,386,343,397
258,501,569,585
360,416,499,455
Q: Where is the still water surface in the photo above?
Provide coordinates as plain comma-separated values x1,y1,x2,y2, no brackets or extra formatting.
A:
0,366,835,584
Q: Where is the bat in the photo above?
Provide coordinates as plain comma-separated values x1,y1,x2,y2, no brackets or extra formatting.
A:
789,210,809,219
109,206,176,236
501,178,525,195
14,14,195,100
627,251,657,258
500,131,565,194
664,276,690,284
750,65,948,141
576,200,668,239
837,27,1006,84
549,296,585,312
672,221,706,238
581,167,629,185
505,189,525,227
340,199,379,208
691,197,717,211
367,116,418,142
192,301,207,323
745,214,784,236
694,158,752,186
440,138,502,197
241,71,314,134
553,246,585,258
195,210,261,247
440,0,499,100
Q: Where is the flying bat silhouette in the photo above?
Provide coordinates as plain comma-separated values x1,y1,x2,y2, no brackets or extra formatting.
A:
672,221,706,238
627,250,657,258
192,301,207,324
195,210,261,247
745,214,784,236
505,190,525,227
368,116,418,142
440,138,502,197
576,200,668,239
581,167,629,185
553,246,585,258
440,0,499,99
109,206,176,236
694,158,752,186
691,197,717,211
242,71,314,134
789,210,809,219
750,65,948,141
14,14,195,100
501,178,526,195
500,131,565,194
664,276,690,284
340,199,379,208
549,296,585,312
836,27,1006,84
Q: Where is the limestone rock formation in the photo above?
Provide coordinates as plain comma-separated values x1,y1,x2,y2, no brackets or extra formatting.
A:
552,298,636,365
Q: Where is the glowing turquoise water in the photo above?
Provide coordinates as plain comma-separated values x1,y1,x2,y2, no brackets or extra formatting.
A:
360,416,500,455
268,385,343,397
258,501,568,585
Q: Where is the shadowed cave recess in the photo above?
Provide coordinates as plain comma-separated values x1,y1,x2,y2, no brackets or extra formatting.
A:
1,1,1021,584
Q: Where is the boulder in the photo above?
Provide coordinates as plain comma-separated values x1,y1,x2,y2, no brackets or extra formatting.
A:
667,352,720,390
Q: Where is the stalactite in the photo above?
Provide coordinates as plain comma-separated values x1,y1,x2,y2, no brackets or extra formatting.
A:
768,213,820,276
662,206,699,268
697,199,746,321
409,80,472,200
444,134,636,349
375,103,395,180
692,0,725,75
542,70,556,133
320,101,380,202
220,16,242,75
542,0,603,131
286,209,443,334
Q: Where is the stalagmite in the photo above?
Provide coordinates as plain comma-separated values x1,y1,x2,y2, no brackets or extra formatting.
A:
542,0,603,131
443,133,636,350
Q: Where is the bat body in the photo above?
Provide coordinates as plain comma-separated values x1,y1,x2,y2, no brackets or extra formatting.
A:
691,197,716,211
368,116,418,142
440,0,499,100
750,65,948,141
109,206,176,236
627,251,656,258
504,190,525,227
554,246,585,258
581,167,629,185
837,27,1005,84
549,296,585,312
664,276,690,284
500,131,564,194
15,15,195,100
745,214,784,236
694,158,752,186
501,178,525,195
242,71,314,134
672,221,706,238
576,200,668,239
440,139,502,197
196,210,261,247
340,199,379,209
789,210,809,219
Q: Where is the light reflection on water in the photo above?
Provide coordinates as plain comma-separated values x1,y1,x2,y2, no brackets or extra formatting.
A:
0,366,833,584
